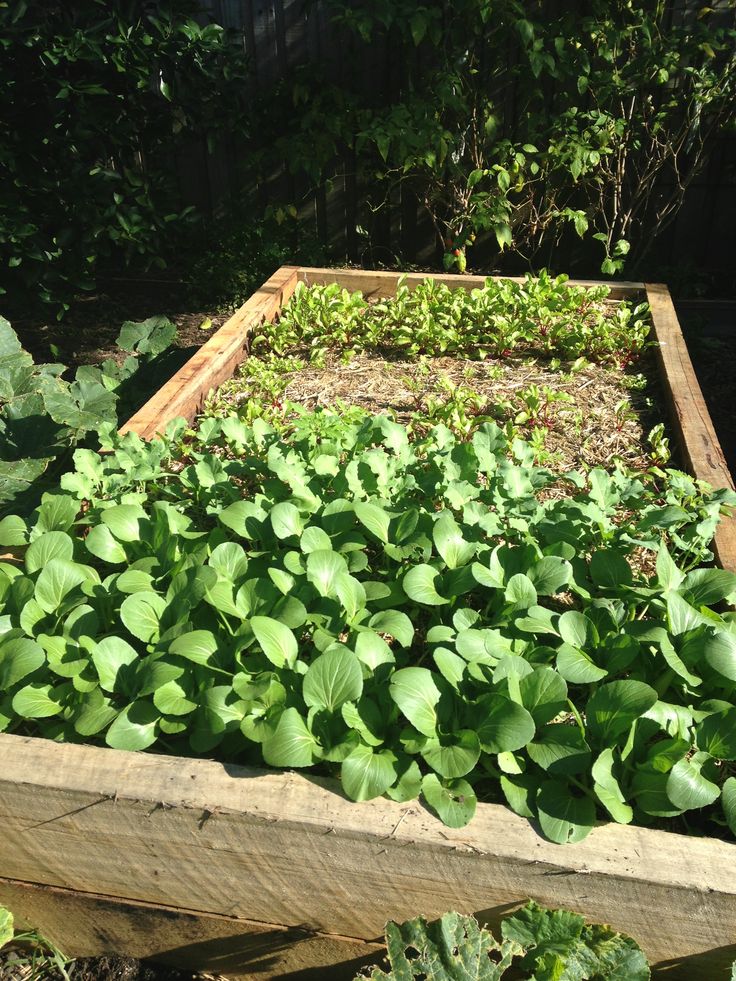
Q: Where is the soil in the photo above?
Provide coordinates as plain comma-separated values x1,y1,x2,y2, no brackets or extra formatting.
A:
676,299,736,480
9,277,226,371
217,347,664,476
0,951,220,981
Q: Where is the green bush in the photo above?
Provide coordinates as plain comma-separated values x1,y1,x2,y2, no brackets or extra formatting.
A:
0,314,177,513
0,0,248,314
257,0,736,274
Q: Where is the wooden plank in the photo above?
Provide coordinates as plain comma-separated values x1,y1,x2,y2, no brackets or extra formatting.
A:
296,266,645,300
646,282,736,572
0,877,382,980
1,734,735,979
119,266,299,441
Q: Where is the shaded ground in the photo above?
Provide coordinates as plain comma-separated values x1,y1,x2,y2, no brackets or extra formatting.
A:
0,951,215,980
676,299,736,481
8,277,227,370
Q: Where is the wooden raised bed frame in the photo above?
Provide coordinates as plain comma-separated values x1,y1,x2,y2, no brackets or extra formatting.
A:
2,267,736,980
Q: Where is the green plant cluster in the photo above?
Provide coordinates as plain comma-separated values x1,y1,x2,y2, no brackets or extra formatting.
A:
258,0,735,274
0,905,71,980
359,903,650,981
185,212,326,312
0,0,249,313
1,409,735,842
256,274,650,365
0,315,177,512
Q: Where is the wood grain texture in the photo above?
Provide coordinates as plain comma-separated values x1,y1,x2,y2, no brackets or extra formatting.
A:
0,877,383,980
646,282,736,572
119,266,299,440
1,733,735,979
296,266,645,300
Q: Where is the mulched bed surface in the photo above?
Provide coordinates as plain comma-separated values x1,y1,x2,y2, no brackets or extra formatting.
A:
0,952,205,980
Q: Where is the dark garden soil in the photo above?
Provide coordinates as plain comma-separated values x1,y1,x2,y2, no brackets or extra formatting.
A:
676,299,736,480
0,951,220,981
9,277,226,371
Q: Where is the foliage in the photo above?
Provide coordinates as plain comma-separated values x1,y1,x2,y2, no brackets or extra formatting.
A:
0,315,177,512
185,213,326,312
262,0,735,273
255,275,650,365
0,904,72,980
1,409,735,841
0,0,249,314
359,903,650,980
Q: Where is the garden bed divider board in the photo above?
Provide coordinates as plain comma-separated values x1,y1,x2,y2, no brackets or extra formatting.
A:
120,265,736,571
1,732,736,980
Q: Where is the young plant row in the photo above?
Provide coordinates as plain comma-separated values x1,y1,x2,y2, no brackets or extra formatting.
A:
1,411,734,842
257,272,650,364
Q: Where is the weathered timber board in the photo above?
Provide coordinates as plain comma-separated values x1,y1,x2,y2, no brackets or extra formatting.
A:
1,733,735,979
647,282,736,572
0,877,383,980
119,265,299,441
295,265,645,300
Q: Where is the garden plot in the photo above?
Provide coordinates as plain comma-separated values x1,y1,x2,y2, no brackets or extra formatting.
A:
212,349,662,476
3,267,736,979
207,271,662,479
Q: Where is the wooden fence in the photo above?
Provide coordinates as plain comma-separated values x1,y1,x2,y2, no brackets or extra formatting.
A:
179,0,736,275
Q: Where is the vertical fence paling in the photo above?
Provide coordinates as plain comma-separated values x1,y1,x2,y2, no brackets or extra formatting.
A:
186,1,735,269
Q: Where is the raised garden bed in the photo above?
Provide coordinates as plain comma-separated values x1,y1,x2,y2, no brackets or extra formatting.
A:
2,267,736,980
